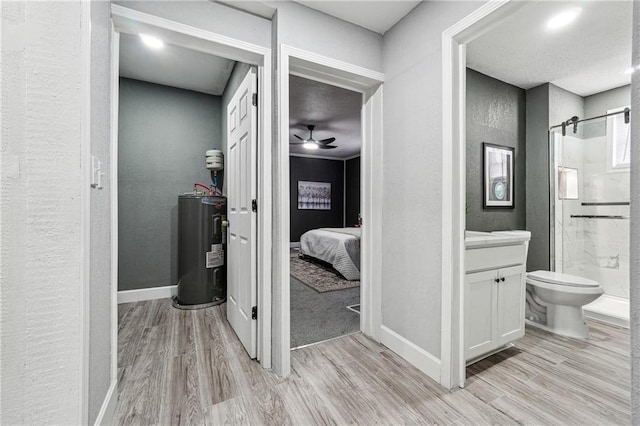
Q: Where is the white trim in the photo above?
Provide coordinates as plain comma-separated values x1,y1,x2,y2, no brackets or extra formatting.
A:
276,44,384,377
380,326,441,381
117,285,178,304
111,5,270,59
93,381,118,426
288,153,345,161
343,153,362,161
109,25,120,397
441,0,521,389
343,159,347,227
110,4,272,368
80,0,91,422
276,48,292,377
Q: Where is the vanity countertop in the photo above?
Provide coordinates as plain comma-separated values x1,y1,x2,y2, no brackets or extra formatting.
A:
465,230,531,248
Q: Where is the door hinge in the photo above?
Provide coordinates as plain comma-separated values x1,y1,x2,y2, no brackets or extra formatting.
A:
252,93,258,107
251,306,257,320
252,199,257,212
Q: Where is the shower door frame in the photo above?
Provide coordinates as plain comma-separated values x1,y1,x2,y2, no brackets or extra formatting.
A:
548,109,631,272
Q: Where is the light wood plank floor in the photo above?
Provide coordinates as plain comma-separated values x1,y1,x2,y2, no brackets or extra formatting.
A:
116,299,630,425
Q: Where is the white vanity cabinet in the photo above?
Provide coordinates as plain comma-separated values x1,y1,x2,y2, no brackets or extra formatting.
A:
465,266,526,361
464,231,530,363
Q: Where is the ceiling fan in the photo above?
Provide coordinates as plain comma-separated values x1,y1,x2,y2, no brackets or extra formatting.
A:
291,124,337,150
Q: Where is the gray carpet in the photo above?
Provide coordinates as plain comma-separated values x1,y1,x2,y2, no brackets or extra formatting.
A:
290,276,360,348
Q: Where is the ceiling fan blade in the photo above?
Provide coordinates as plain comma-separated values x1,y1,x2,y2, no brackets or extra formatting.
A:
294,134,304,141
317,144,337,149
290,141,304,145
317,137,336,145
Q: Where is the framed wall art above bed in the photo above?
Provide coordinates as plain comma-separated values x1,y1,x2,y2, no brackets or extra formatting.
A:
298,181,331,210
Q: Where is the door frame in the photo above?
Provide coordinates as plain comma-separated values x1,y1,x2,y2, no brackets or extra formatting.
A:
440,0,526,388
109,4,273,370
274,44,384,376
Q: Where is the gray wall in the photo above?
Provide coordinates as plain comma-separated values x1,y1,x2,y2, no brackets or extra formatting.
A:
630,1,639,421
382,1,486,359
118,78,222,291
289,156,344,241
584,85,631,138
89,1,112,423
466,69,526,232
585,85,631,118
525,83,585,272
345,156,361,227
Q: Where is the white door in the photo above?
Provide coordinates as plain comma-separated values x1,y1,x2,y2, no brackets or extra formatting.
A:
226,68,258,358
496,266,526,345
465,269,497,361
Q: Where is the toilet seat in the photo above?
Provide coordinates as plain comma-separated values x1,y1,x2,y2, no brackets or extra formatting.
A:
527,270,600,288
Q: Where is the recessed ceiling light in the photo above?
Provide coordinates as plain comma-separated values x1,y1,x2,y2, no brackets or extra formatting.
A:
139,33,164,49
624,67,636,75
546,8,582,30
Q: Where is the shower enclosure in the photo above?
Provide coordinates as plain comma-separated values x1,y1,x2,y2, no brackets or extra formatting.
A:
551,108,631,327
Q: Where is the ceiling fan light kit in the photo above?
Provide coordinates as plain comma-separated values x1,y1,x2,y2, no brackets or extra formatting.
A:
292,124,337,150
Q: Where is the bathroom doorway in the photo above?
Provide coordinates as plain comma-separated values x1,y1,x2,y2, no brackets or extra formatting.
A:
443,0,634,388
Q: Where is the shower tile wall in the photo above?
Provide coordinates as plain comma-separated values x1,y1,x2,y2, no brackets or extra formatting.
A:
555,132,630,299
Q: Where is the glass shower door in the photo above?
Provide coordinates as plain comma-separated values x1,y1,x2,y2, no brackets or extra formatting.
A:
553,112,630,322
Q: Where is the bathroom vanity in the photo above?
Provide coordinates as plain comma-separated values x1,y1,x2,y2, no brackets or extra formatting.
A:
464,231,531,363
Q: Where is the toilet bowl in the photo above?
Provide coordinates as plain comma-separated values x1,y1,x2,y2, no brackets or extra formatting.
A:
526,270,603,339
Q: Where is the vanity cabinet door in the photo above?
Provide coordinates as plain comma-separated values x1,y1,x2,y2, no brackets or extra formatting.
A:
465,269,498,361
496,265,526,345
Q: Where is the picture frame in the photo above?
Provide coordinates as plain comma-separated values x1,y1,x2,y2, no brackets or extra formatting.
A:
297,181,331,210
483,142,514,209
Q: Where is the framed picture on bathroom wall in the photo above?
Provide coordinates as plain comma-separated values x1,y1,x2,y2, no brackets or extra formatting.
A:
483,142,514,209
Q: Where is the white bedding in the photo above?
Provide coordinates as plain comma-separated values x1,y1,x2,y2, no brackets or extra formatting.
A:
300,227,361,281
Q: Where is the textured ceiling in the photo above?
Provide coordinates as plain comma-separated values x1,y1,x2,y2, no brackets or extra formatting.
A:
119,33,235,96
292,1,421,34
289,75,362,160
467,1,632,97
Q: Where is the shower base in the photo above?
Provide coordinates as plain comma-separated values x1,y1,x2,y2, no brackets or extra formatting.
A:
584,294,629,329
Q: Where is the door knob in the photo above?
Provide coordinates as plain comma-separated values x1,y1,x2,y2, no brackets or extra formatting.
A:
222,220,229,227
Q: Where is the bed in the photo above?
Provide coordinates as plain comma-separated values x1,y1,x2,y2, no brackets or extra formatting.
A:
299,227,361,281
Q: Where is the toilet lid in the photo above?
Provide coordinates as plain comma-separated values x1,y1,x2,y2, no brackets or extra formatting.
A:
527,270,600,288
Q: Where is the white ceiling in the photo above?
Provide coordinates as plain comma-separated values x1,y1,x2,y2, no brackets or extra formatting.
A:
289,75,362,160
292,0,421,34
119,33,235,96
467,1,633,97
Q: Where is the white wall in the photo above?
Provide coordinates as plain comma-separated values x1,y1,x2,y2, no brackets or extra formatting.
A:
275,1,383,71
381,1,484,360
629,0,640,421
0,2,84,423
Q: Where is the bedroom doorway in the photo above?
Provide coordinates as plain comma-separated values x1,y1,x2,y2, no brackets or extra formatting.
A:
288,75,363,348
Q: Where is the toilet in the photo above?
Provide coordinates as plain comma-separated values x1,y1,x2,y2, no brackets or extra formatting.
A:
526,270,603,339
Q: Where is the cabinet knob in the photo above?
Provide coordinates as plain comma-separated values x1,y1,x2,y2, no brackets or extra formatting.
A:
500,277,505,282
494,278,500,283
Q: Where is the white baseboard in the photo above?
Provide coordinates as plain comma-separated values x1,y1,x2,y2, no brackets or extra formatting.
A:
290,242,300,249
380,325,441,383
117,284,177,304
94,380,117,426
